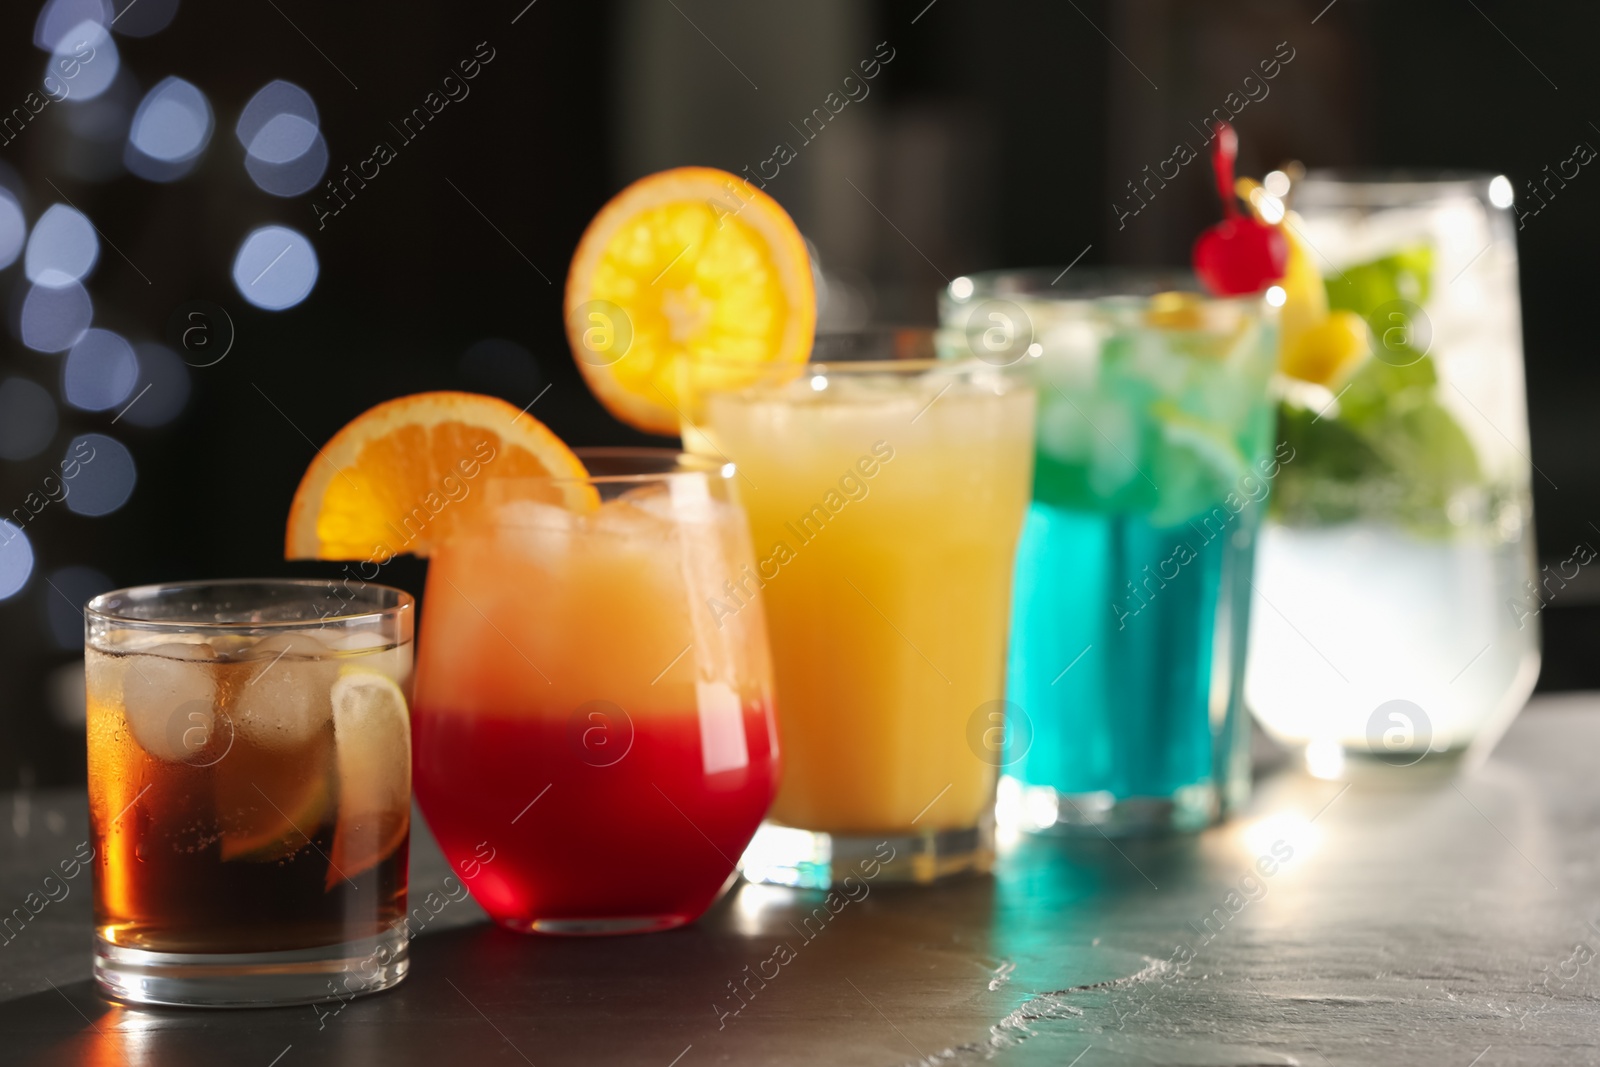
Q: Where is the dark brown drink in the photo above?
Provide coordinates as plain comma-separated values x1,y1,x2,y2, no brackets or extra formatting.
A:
86,580,413,1007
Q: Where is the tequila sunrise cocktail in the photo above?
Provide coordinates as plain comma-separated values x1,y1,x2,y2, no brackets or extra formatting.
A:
685,333,1035,886
412,451,779,933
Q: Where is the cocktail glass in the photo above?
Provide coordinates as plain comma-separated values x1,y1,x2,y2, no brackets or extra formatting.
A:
1245,171,1541,770
412,449,780,933
941,274,1277,835
682,330,1037,886
85,579,413,1007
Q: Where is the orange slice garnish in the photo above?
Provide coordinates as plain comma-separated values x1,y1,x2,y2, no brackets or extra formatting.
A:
285,391,594,560
564,165,816,436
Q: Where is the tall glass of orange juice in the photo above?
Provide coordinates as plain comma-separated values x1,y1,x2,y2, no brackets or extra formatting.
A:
684,330,1036,886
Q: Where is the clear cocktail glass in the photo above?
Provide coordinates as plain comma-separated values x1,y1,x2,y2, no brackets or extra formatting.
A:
1245,171,1541,771
412,450,781,933
86,579,413,1007
941,274,1277,835
683,330,1037,886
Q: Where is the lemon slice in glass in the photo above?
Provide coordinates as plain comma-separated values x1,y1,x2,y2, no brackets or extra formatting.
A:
326,669,412,890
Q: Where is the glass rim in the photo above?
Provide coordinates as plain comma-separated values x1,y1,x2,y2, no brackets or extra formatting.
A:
687,327,1010,377
690,346,1028,381
525,446,733,487
85,577,413,630
685,356,1031,404
945,268,1267,308
806,357,995,374
1300,167,1502,186
1296,169,1505,206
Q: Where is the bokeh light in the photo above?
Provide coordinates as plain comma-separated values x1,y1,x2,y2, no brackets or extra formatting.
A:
0,191,26,269
232,225,317,310
47,660,86,728
126,76,212,182
109,0,179,38
0,521,34,601
46,21,119,102
44,564,112,648
18,278,92,352
121,342,190,427
244,128,328,197
33,0,110,51
237,80,326,197
63,328,137,411
25,203,98,287
236,80,317,146
63,432,135,516
250,112,319,164
0,378,58,460
1489,174,1515,209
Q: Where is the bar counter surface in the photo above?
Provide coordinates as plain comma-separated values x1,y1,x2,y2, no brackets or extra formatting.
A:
3,694,1596,1066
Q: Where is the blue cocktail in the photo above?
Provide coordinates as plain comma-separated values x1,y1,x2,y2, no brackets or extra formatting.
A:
942,273,1277,834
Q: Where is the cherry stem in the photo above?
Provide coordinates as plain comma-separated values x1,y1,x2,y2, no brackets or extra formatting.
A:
1210,122,1239,220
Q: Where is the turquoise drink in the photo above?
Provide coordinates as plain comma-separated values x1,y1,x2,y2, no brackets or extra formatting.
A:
942,273,1277,834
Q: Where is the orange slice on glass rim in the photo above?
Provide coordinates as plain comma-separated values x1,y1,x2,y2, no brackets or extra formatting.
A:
285,391,594,561
564,165,816,436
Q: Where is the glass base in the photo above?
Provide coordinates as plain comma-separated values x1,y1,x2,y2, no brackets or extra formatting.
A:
93,926,408,1008
739,818,993,889
999,779,1219,837
500,915,689,936
1296,737,1472,782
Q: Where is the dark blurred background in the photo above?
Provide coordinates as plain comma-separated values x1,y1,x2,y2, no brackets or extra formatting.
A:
1,0,1596,787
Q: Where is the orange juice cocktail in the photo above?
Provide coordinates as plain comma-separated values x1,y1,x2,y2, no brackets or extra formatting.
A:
687,336,1035,886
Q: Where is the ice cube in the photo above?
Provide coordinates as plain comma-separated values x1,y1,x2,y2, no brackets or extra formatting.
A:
624,480,680,518
493,499,576,533
118,629,216,654
122,642,219,763
327,630,386,652
590,485,681,539
1038,319,1105,389
233,632,337,750
1085,399,1142,499
205,633,259,660
244,631,331,660
1037,393,1095,466
491,500,578,558
666,475,722,524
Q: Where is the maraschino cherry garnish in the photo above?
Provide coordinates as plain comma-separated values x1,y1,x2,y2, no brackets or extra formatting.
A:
1192,123,1288,296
